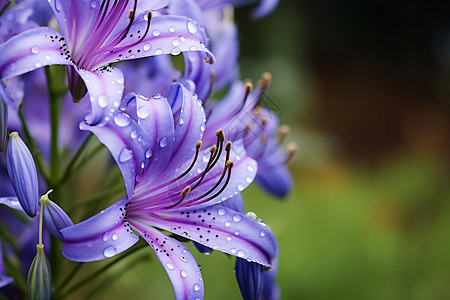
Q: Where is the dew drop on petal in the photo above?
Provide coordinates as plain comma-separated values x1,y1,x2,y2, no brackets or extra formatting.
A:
189,46,198,51
103,246,117,258
112,233,119,240
90,1,97,8
169,26,176,32
193,284,201,291
102,233,109,241
237,250,245,258
234,231,240,236
159,136,168,148
114,113,131,127
137,105,150,118
233,215,241,222
34,62,42,68
119,148,133,162
45,55,52,60
187,20,198,34
225,221,231,227
153,93,162,99
226,236,232,242
172,39,180,47
200,124,205,132
180,36,186,42
143,43,151,51
237,184,245,191
165,262,175,270
152,29,160,37
247,165,254,172
117,77,124,84
145,148,152,158
98,94,109,108
171,48,181,56
218,208,226,216
179,117,185,125
195,297,201,300
181,270,188,278
260,230,266,237
154,48,163,55
130,130,138,139
245,176,253,184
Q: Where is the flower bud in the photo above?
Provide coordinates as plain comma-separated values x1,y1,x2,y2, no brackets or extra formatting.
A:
27,244,51,300
6,132,39,217
0,97,6,152
235,258,263,300
40,191,73,241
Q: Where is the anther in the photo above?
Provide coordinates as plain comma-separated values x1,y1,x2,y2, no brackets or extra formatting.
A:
277,125,290,144
260,134,267,145
128,9,134,19
225,141,232,162
261,118,268,127
216,129,225,142
165,186,191,208
285,142,297,163
258,72,272,89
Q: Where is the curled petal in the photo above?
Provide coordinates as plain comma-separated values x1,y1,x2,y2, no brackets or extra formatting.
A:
41,193,73,241
61,199,139,262
76,67,125,125
131,221,204,300
149,205,278,267
6,132,39,217
0,27,72,81
0,196,26,214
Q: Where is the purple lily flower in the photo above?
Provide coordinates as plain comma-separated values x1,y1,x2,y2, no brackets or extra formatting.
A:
203,77,295,198
0,0,214,125
61,83,278,299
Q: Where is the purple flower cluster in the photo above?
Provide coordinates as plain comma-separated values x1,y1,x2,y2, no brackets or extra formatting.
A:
0,0,292,299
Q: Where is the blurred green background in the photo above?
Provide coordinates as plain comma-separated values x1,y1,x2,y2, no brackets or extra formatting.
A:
70,1,450,299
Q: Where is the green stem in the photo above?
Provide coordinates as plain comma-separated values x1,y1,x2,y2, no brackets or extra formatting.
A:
55,243,148,299
55,262,84,291
69,183,124,213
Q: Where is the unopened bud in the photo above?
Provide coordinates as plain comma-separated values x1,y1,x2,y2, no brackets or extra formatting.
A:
27,244,51,300
6,132,39,217
41,190,73,241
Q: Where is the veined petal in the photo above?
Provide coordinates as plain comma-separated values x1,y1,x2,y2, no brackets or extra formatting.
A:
182,51,212,101
93,15,214,69
235,258,263,300
134,93,174,183
27,245,51,300
80,110,150,198
131,221,204,300
76,67,124,125
61,199,139,262
6,132,39,217
161,83,206,178
0,27,72,81
149,205,278,267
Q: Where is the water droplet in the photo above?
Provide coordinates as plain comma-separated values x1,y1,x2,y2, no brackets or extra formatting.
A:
182,249,187,253
145,148,152,158
98,94,109,108
260,230,266,237
180,256,187,263
181,270,188,278
112,233,118,240
195,297,201,300
140,161,145,169
90,0,97,7
245,176,253,184
237,184,245,191
144,43,151,51
45,55,52,60
171,48,181,56
180,35,186,42
34,62,42,68
159,136,168,147
119,148,133,162
152,29,160,37
196,167,202,174
129,54,136,59
179,117,185,125
187,20,198,34
114,113,131,127
153,93,162,99
154,48,163,55
225,221,231,227
130,130,138,139
200,124,205,132
247,165,254,172
103,246,117,257
137,104,150,118
193,284,201,291
117,77,124,84
54,0,61,11
165,262,175,270
169,26,176,32
226,236,232,242
231,248,236,254
237,250,245,258
103,233,109,241
189,46,198,51
234,231,240,236
233,215,241,222
172,39,180,47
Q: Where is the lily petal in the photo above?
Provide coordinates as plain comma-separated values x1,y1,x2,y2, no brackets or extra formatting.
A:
76,67,125,125
255,165,293,198
93,15,214,68
0,27,72,81
80,111,150,198
131,222,204,300
0,196,25,213
149,205,278,267
61,199,139,262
